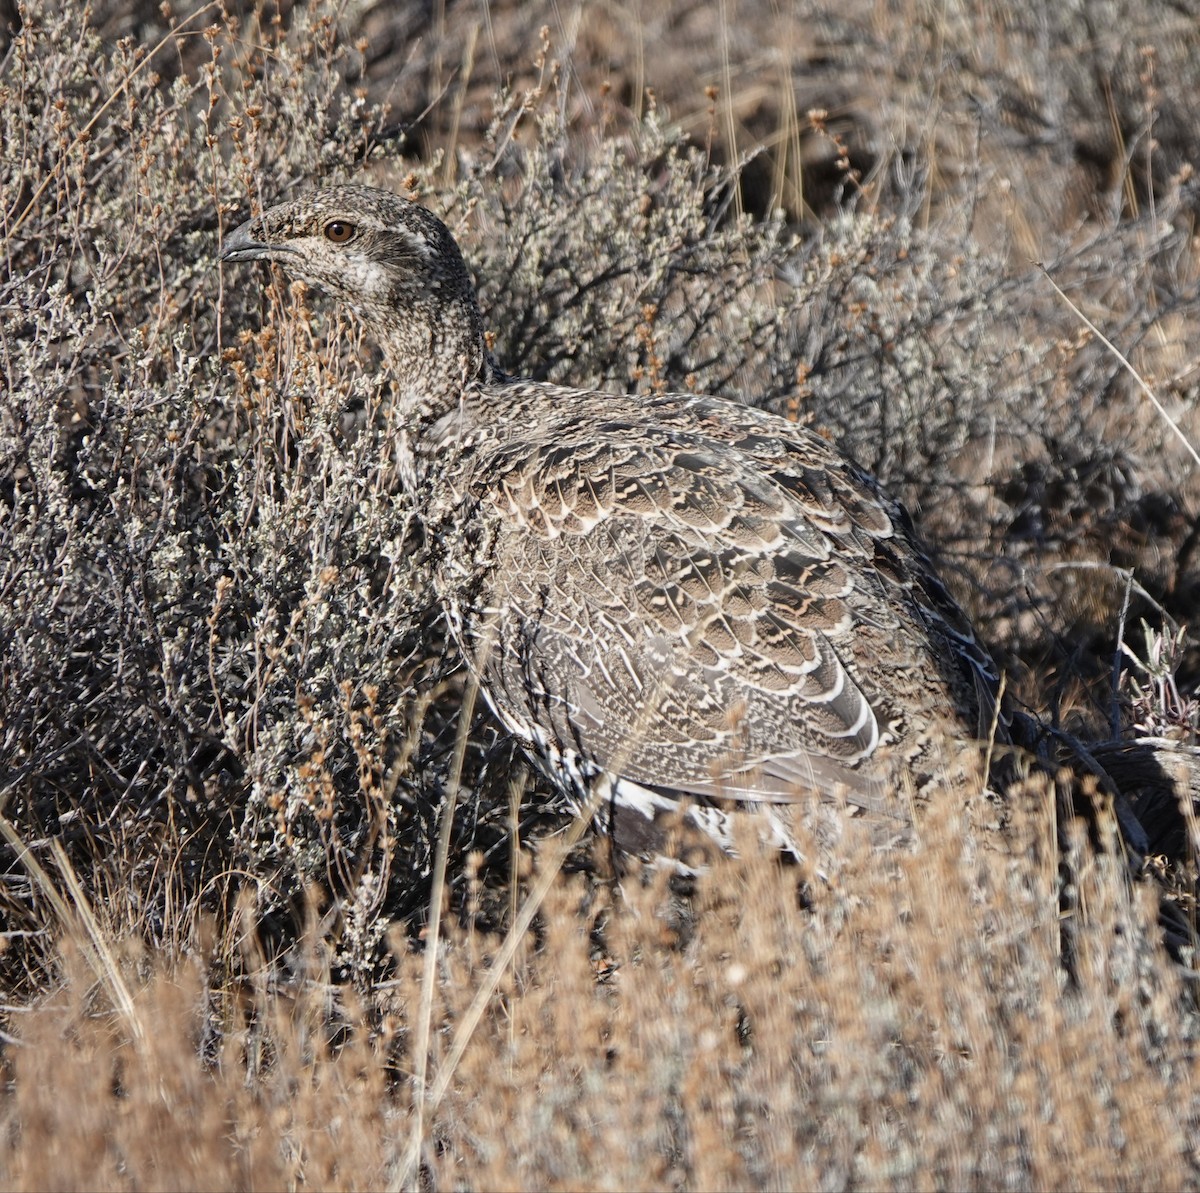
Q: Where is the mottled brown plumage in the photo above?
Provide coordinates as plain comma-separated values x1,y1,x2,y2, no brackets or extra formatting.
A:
221,185,1002,856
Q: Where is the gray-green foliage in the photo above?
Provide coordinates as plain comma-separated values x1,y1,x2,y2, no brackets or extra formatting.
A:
2,0,1197,995
1,1,426,982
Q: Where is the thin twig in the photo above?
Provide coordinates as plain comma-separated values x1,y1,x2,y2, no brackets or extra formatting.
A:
1044,561,1177,629
1111,569,1135,738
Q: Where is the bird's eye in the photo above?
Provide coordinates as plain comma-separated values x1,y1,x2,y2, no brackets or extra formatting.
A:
324,220,356,244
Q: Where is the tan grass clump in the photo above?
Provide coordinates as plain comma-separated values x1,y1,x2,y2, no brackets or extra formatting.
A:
3,789,1197,1190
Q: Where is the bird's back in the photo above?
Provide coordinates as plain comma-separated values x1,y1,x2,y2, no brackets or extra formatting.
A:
429,379,1000,850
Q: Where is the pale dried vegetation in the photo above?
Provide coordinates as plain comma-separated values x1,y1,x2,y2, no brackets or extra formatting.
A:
2,0,1200,1188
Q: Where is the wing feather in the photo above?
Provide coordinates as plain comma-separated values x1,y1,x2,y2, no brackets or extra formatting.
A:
448,386,998,815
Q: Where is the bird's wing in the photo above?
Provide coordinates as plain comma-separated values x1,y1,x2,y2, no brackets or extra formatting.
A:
462,390,996,811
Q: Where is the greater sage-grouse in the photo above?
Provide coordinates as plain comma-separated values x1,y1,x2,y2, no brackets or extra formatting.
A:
221,185,1002,858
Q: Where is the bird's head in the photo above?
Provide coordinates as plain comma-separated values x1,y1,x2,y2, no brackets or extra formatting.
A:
220,185,488,400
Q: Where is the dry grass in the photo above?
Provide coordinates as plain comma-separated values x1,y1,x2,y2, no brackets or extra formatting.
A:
3,795,1197,1190
2,0,1200,1188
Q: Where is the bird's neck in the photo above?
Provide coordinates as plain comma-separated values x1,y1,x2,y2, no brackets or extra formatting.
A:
378,289,491,426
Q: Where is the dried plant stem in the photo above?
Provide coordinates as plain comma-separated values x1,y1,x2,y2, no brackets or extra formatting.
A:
399,658,486,1191
391,669,677,1191
7,2,219,241
1038,262,1200,471
0,816,145,1048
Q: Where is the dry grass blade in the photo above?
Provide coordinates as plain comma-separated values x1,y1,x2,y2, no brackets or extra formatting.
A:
47,840,146,1045
390,777,607,1192
1038,262,1200,471
390,667,679,1191
397,655,483,1192
0,816,145,1047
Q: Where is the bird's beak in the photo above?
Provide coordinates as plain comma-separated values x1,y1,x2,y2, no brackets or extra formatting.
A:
219,219,276,263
